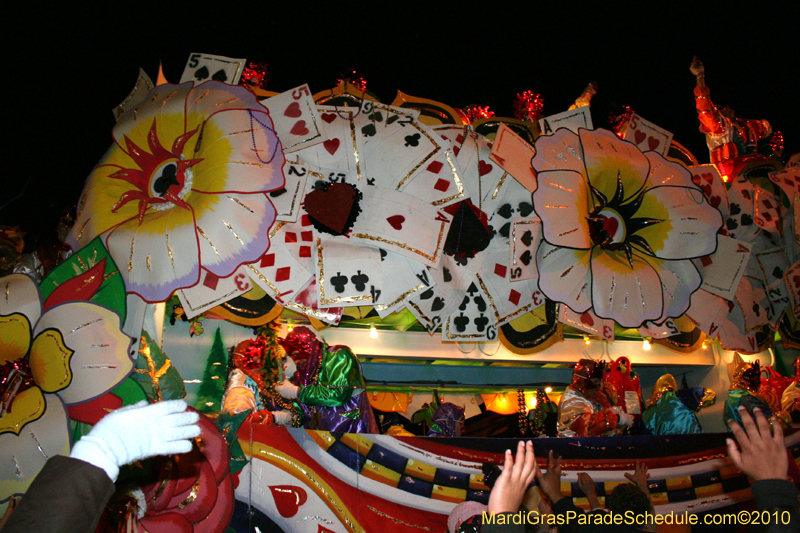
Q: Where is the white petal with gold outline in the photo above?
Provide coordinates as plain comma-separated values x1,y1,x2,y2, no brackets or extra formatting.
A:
531,128,586,175
536,242,592,313
635,185,722,260
0,393,70,502
639,255,702,323
112,83,193,148
33,301,133,406
643,152,699,190
194,192,276,277
0,274,42,326
533,170,591,249
590,248,663,328
580,129,650,202
105,206,200,303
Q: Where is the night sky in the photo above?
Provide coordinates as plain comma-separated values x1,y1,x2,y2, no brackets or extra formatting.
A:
5,4,799,250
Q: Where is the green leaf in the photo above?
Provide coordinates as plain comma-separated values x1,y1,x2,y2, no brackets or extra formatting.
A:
214,410,251,475
111,376,148,406
131,331,186,402
40,237,127,322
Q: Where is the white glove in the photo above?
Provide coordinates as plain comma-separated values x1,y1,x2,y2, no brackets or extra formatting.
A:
275,380,300,400
272,410,293,426
70,399,201,482
616,411,635,428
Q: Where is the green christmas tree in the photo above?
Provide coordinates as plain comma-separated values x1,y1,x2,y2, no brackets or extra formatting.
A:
194,327,229,413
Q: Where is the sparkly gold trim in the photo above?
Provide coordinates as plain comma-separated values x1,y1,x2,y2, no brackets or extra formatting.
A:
246,264,281,298
215,97,239,107
393,124,443,190
150,459,173,502
166,233,174,268
177,477,202,509
269,221,287,239
475,273,531,323
245,440,363,532
373,283,426,312
196,226,219,255
231,160,264,168
128,236,135,272
279,178,304,217
193,89,211,104
352,220,447,264
228,196,256,214
431,150,466,206
345,111,363,182
222,220,244,245
407,300,433,327
491,172,508,199
510,219,541,268
282,299,340,322
181,284,243,312
161,90,179,108
367,506,435,530
75,217,89,242
316,238,373,305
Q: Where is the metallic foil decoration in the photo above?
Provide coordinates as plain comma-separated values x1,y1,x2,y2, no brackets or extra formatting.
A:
462,105,495,122
337,69,367,93
730,359,762,393
513,91,544,122
279,326,323,364
241,61,270,90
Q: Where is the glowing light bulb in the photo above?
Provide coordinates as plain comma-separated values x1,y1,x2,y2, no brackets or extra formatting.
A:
584,336,591,345
287,323,294,333
369,325,378,339
701,341,708,350
642,338,652,351
545,387,552,393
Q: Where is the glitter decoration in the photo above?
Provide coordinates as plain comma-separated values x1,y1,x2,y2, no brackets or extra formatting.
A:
513,91,544,122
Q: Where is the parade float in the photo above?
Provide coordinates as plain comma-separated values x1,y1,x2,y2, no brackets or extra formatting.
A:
2,53,800,532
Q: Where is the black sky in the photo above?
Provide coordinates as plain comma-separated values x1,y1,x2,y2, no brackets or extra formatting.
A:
5,4,799,250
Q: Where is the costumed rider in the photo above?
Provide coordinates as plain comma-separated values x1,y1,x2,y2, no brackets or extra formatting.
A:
781,358,800,424
557,359,634,437
690,57,777,163
643,374,715,434
274,326,378,433
725,358,772,427
221,336,300,427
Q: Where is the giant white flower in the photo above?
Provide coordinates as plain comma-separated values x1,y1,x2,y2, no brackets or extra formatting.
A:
532,128,722,328
0,274,133,501
67,81,285,302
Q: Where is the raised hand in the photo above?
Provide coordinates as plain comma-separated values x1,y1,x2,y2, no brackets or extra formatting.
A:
488,441,538,515
727,407,788,481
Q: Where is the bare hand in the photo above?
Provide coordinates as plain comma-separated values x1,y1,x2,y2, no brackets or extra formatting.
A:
488,441,538,515
690,56,705,77
536,450,564,505
577,472,600,509
624,461,650,493
0,496,19,530
727,407,788,481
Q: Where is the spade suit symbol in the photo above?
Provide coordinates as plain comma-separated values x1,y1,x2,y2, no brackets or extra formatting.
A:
194,66,210,81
